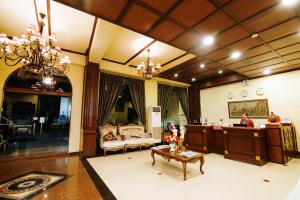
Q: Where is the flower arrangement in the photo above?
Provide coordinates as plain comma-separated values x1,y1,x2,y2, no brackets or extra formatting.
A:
164,122,179,143
164,133,180,143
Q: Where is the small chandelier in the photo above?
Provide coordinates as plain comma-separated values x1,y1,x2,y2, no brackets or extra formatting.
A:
137,49,161,79
0,12,70,84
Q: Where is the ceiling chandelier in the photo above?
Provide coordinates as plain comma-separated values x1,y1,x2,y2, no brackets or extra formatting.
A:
0,12,70,85
137,49,161,79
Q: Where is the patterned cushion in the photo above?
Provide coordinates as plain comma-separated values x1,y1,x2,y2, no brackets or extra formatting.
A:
100,124,117,137
130,129,141,137
119,125,144,138
103,132,117,142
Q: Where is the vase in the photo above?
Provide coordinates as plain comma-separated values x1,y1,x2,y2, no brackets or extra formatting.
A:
169,142,176,152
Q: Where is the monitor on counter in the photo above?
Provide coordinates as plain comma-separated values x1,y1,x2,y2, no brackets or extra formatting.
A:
233,123,247,127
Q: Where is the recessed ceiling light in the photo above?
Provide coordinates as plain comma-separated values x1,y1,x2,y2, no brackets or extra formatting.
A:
202,36,215,46
200,63,205,68
251,33,258,38
230,51,242,59
218,70,223,74
174,73,178,77
281,0,299,6
191,78,196,82
263,69,271,75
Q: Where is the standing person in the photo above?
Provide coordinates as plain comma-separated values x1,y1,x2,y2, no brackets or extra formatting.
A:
267,112,281,123
240,113,254,127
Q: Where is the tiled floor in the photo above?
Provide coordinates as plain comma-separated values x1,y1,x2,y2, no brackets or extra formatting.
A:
88,150,300,200
0,156,102,200
0,145,68,159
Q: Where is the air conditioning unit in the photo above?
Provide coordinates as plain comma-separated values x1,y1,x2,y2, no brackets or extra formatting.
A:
148,106,161,143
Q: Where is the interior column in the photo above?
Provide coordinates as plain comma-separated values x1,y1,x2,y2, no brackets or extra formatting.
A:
82,62,99,156
188,84,200,123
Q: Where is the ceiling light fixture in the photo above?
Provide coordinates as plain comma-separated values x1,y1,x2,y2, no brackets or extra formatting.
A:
218,70,223,74
200,63,205,68
230,51,242,59
191,78,196,82
0,12,70,84
174,73,178,77
263,69,271,75
281,0,299,6
202,36,215,46
137,49,161,79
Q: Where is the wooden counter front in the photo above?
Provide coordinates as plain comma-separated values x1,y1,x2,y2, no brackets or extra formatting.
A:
184,125,212,154
266,123,298,164
222,127,268,166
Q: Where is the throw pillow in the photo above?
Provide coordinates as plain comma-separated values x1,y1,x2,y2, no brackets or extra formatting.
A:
130,129,141,138
103,131,117,142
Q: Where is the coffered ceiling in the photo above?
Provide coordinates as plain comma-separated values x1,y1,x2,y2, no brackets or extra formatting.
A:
1,0,300,84
53,0,300,83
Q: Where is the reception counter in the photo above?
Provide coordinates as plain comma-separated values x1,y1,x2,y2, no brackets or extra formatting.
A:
185,124,297,166
222,127,267,166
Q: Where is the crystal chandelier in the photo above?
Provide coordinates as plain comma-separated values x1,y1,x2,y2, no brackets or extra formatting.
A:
137,49,161,79
0,12,70,85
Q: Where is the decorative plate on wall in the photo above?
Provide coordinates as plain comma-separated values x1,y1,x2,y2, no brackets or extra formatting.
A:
256,88,265,96
227,92,233,99
240,90,248,97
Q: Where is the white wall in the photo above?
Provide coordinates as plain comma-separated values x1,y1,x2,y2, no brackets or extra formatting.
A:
200,70,300,147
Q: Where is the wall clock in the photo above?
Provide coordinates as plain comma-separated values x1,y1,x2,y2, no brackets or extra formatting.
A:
256,88,264,96
240,90,248,97
227,92,233,99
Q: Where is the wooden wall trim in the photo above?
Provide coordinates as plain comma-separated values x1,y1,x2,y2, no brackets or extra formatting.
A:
4,87,72,97
82,62,100,156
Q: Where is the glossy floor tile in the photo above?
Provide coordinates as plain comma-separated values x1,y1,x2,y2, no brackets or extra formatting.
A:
0,145,68,159
0,156,102,200
88,150,300,200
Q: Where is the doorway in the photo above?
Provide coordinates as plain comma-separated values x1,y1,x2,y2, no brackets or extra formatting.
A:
0,70,72,158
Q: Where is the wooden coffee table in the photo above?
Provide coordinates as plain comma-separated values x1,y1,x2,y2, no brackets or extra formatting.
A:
151,148,205,181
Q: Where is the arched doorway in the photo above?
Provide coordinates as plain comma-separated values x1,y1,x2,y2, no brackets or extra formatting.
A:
0,68,72,158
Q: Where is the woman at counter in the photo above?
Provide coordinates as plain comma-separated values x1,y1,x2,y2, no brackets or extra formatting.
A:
240,113,254,127
267,112,281,123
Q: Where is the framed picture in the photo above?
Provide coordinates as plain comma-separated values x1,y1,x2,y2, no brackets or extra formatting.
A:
228,99,269,118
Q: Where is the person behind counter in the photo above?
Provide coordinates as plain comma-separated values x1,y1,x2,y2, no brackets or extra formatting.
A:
240,113,254,127
267,112,281,123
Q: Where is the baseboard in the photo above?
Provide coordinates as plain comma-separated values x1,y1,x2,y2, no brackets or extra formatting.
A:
81,156,117,200
68,151,83,157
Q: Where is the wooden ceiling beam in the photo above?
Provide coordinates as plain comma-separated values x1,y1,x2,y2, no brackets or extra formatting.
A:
46,0,52,35
133,0,189,29
145,0,183,34
124,40,156,65
116,1,132,23
86,17,98,56
169,0,234,44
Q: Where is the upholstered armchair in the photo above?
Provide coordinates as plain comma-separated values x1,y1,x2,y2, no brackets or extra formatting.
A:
99,124,125,156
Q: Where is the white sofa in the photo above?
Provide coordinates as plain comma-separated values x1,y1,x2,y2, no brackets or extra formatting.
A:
99,124,154,156
119,125,154,153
